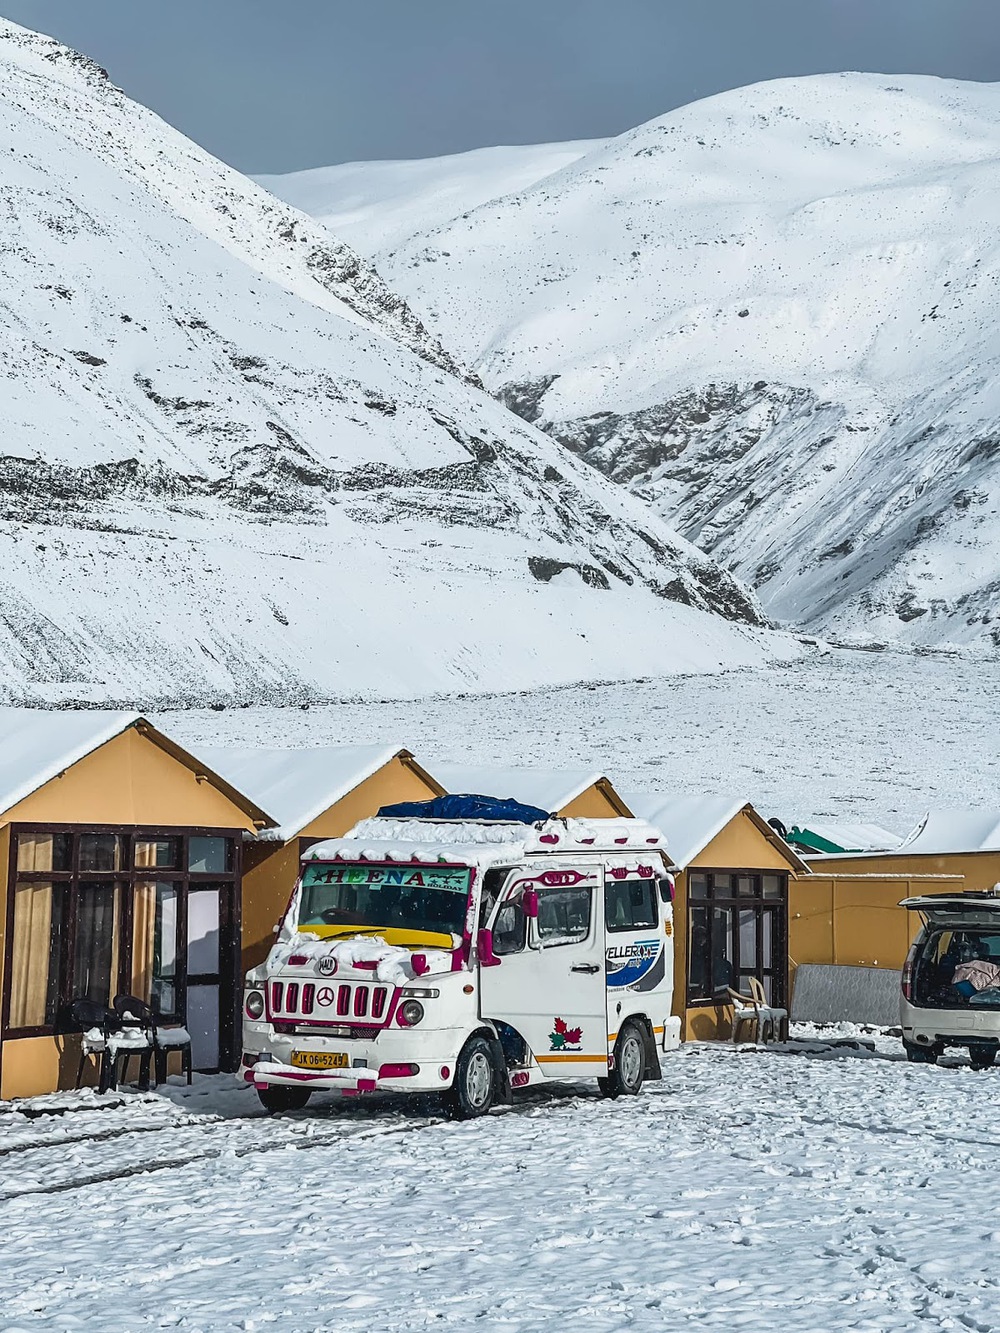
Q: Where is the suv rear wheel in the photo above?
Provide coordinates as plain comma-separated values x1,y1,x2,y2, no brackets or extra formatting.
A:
903,1040,940,1065
970,1047,997,1071
446,1036,497,1119
599,1022,645,1099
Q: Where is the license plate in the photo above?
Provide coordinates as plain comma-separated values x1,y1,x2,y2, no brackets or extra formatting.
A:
291,1050,349,1070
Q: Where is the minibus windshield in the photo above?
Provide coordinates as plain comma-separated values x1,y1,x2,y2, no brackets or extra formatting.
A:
298,862,471,937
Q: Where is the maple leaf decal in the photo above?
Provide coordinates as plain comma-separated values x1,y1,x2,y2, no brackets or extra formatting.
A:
548,1017,583,1051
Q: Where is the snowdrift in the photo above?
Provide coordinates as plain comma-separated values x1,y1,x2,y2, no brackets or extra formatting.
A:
0,19,787,706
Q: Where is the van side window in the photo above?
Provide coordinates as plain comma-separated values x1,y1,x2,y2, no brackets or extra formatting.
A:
605,877,658,933
492,901,526,955
537,886,591,947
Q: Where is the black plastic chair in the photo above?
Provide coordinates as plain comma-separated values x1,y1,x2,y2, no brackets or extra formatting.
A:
71,998,123,1094
114,994,193,1088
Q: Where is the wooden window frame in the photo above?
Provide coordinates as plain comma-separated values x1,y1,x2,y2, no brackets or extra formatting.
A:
686,869,788,1009
2,824,243,1070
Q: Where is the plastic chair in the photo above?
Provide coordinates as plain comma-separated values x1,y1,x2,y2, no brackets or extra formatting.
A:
114,994,193,1087
727,978,789,1044
71,998,123,1094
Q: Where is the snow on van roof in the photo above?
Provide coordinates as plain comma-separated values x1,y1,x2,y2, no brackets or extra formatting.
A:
432,763,614,814
305,815,669,867
0,707,141,818
898,810,1000,856
195,743,414,840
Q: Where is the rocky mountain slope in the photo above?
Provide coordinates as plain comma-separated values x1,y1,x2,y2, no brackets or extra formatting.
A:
271,74,1000,651
0,18,787,707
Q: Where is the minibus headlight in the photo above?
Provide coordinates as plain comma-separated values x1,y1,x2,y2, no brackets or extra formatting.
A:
245,990,265,1020
398,999,425,1027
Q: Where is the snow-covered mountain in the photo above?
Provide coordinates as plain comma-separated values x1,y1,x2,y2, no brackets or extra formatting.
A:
273,74,1000,651
257,140,602,257
0,19,787,707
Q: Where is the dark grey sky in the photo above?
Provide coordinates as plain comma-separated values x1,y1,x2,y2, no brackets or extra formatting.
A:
4,1,1000,173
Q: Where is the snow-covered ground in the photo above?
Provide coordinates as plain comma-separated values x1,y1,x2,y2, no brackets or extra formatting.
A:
5,1034,1000,1330
161,647,1000,835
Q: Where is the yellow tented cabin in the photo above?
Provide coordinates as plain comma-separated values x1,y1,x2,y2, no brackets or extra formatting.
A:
433,764,632,819
0,711,272,1099
195,744,444,978
621,794,809,1040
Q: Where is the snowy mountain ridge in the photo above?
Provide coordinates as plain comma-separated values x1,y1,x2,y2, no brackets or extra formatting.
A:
266,73,1000,651
0,17,788,707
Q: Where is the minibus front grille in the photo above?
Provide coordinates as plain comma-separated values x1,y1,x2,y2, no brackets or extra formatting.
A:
268,980,392,1028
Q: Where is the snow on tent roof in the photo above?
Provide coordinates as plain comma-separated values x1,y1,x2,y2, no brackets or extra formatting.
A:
0,707,141,817
898,810,1000,856
619,793,747,869
195,743,413,841
788,821,903,854
432,763,611,815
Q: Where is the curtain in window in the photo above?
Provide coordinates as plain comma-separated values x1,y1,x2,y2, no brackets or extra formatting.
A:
72,883,121,1007
132,881,179,1017
9,883,62,1028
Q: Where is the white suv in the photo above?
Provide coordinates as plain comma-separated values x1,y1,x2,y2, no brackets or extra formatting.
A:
901,891,1000,1069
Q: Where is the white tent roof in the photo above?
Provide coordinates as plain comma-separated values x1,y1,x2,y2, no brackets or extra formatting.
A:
196,743,411,841
433,763,612,815
899,810,1000,856
795,820,902,852
0,708,140,818
619,793,747,870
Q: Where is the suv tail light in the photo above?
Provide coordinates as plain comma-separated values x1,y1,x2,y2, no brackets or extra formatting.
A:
902,942,918,1001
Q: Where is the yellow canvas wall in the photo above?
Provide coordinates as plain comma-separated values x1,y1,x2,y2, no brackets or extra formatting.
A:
240,755,442,976
789,872,966,983
808,850,1000,893
1,726,261,831
559,780,631,819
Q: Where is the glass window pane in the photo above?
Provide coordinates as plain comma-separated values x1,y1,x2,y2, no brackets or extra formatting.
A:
712,874,733,897
134,839,180,870
79,834,123,873
188,837,232,874
689,873,709,899
133,881,180,1018
17,833,71,873
186,984,220,1071
711,906,735,993
688,905,711,1000
188,888,221,976
605,877,658,932
9,883,64,1028
739,909,758,968
737,876,757,896
762,875,784,899
537,886,591,947
492,902,526,955
72,882,121,1006
762,910,773,969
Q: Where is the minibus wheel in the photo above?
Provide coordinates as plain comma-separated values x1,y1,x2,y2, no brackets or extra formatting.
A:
446,1036,496,1119
257,1085,312,1113
599,1022,645,1099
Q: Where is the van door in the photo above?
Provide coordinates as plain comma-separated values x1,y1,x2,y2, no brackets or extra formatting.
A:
479,867,608,1078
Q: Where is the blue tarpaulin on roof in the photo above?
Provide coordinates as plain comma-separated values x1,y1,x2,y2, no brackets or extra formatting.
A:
377,794,550,824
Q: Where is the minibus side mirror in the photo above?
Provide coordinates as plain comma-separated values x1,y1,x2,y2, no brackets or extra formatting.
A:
658,877,675,904
522,889,539,918
477,928,501,967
